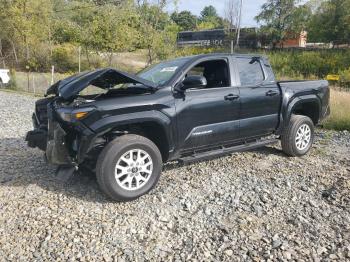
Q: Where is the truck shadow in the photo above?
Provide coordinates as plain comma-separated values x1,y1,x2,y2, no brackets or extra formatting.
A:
0,137,285,203
0,137,108,203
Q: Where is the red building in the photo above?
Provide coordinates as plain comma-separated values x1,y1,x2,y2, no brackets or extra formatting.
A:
278,31,307,48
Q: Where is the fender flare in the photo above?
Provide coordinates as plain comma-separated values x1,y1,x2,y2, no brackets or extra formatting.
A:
77,110,174,163
282,94,321,129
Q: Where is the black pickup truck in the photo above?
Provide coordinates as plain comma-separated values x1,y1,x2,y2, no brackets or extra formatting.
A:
26,53,330,201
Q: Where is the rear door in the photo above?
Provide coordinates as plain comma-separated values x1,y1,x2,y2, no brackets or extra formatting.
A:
174,56,240,152
234,56,281,138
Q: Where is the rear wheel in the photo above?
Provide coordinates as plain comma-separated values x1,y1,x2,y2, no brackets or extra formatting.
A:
0,79,3,88
281,115,314,157
96,134,162,201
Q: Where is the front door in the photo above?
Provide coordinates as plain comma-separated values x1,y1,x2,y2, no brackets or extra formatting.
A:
174,58,240,152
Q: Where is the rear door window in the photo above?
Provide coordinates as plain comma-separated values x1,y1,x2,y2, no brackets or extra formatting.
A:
236,57,265,86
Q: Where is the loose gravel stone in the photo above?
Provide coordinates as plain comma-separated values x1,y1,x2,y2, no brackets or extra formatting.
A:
0,90,349,261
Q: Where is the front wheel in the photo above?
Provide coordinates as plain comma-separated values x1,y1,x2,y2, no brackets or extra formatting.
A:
96,134,163,201
281,115,315,157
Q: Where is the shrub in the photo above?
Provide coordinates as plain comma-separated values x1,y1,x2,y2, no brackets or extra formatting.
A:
27,42,52,72
52,44,79,73
175,46,224,58
267,49,350,79
339,68,350,89
7,69,18,90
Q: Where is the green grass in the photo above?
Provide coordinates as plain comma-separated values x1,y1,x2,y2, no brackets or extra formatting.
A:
323,89,350,131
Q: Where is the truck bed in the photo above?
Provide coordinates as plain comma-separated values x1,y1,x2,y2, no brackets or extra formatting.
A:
277,79,330,125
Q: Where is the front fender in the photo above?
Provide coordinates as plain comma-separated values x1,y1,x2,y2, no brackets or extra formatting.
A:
77,110,174,163
89,110,171,132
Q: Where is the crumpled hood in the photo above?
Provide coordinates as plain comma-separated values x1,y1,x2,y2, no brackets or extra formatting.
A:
46,68,157,100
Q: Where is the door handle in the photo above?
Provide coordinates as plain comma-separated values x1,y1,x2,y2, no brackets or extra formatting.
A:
266,90,278,96
224,94,239,101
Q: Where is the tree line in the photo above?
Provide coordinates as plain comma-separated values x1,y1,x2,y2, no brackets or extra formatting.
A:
256,0,350,47
0,0,349,72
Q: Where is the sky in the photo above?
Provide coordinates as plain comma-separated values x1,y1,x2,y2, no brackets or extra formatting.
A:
166,0,267,27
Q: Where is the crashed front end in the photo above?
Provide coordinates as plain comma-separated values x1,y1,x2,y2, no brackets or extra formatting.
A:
25,68,156,174
26,98,96,169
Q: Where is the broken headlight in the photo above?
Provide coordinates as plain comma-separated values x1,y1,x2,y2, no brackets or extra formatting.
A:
56,107,95,122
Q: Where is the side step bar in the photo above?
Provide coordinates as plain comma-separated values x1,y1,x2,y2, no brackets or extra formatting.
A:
178,139,278,164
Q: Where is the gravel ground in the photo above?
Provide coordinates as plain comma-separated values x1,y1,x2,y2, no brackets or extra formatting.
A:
0,90,349,261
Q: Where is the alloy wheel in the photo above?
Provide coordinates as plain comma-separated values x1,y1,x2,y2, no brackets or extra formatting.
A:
115,149,153,191
295,124,311,151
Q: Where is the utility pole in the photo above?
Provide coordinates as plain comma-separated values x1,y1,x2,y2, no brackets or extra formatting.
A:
78,46,81,73
26,65,29,92
51,65,54,85
235,0,243,50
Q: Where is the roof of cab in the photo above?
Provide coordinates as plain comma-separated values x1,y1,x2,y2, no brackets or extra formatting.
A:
183,53,268,62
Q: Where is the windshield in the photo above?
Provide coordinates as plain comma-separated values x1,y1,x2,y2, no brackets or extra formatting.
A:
137,57,190,86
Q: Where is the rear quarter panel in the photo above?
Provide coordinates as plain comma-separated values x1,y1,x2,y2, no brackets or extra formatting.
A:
278,80,329,128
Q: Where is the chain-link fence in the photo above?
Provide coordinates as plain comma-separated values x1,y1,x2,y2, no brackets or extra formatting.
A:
6,71,69,95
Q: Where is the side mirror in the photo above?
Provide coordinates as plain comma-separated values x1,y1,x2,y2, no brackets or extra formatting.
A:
176,75,207,92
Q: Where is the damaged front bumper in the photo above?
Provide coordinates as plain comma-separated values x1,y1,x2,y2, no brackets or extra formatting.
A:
26,103,96,167
26,113,48,151
26,119,75,166
45,120,75,166
26,129,48,151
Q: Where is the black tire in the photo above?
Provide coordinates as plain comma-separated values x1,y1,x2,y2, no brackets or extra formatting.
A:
0,79,3,88
96,134,162,201
281,115,314,157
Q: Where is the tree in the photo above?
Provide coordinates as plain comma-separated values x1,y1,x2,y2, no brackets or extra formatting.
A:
255,0,308,47
289,4,311,36
199,5,224,29
307,0,350,44
201,5,218,19
137,0,179,64
0,0,53,69
0,0,181,71
224,0,240,30
52,0,140,67
171,11,197,31
224,0,241,50
85,4,139,65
